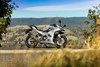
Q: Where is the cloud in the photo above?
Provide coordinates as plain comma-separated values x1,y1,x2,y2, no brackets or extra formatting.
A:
24,0,100,11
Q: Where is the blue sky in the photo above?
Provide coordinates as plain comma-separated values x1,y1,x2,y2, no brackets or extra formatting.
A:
12,0,100,18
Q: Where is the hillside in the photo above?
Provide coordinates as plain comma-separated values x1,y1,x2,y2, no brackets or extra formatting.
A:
11,17,87,28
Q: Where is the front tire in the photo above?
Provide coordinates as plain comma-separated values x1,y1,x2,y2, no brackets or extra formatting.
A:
54,35,67,48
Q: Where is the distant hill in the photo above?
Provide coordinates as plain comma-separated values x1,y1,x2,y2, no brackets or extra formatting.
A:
11,17,88,28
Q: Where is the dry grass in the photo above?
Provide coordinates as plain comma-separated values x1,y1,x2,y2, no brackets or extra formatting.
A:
0,49,100,67
84,35,100,49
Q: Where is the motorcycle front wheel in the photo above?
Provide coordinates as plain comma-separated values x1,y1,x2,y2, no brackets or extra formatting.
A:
25,34,38,48
54,35,67,48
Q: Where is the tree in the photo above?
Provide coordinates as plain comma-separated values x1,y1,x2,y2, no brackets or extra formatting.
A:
83,4,100,39
0,0,18,40
82,4,100,49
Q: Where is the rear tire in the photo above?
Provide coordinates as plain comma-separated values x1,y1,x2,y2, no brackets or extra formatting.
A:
25,34,37,48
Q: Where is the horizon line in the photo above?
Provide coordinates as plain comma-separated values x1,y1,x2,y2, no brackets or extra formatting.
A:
11,16,87,18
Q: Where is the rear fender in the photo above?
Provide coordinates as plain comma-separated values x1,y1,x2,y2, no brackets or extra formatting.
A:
25,25,35,34
25,29,32,34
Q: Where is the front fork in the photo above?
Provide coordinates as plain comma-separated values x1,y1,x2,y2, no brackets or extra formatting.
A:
53,33,66,41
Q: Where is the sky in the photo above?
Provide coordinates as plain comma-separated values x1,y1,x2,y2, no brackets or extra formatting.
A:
12,0,100,18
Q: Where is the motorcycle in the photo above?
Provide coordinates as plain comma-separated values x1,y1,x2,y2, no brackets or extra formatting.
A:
25,20,67,48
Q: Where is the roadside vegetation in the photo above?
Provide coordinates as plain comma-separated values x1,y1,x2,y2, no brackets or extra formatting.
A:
0,0,18,40
0,49,100,67
83,4,100,49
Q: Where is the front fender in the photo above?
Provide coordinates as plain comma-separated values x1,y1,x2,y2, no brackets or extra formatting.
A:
54,31,66,38
57,34,66,38
60,34,66,37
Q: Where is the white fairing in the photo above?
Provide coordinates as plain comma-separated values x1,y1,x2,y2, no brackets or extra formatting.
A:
32,26,47,36
43,25,50,30
31,25,61,44
48,27,60,44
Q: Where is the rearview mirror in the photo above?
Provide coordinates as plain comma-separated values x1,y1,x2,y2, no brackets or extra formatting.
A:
63,25,66,27
59,20,61,23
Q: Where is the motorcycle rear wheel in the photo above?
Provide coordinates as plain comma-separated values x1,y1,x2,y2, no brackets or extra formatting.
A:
25,35,38,48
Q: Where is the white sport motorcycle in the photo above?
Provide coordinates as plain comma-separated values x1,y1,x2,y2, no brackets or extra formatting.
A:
25,21,67,48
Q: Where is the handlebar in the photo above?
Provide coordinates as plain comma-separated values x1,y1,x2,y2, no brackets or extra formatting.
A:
50,20,66,28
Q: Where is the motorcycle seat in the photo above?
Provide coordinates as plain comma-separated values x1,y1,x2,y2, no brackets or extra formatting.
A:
30,25,50,32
